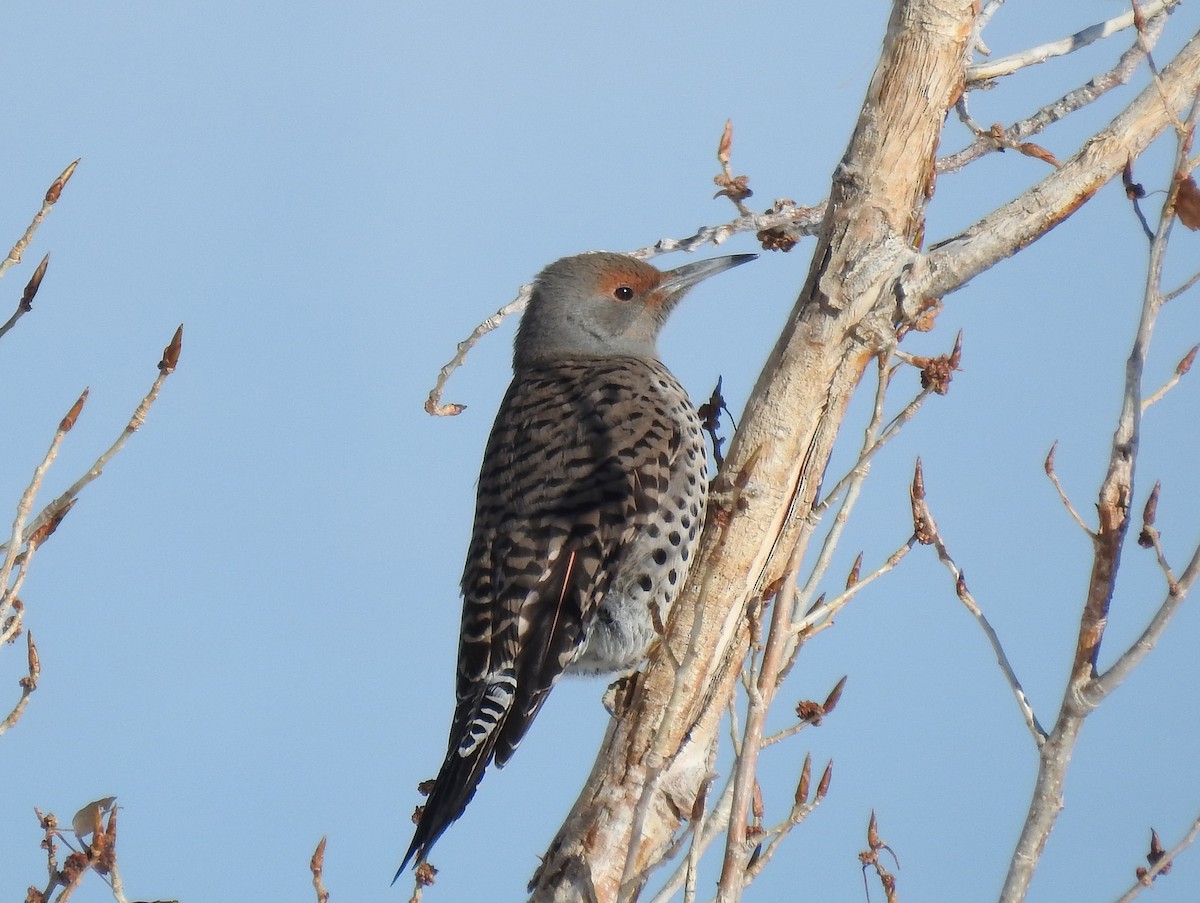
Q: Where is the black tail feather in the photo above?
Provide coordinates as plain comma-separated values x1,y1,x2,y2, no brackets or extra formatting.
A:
394,722,496,881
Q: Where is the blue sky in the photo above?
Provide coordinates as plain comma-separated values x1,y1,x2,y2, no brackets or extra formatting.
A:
1,2,1199,901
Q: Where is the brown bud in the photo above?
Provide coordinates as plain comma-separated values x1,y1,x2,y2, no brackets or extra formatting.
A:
1143,482,1161,527
948,330,963,370
1177,345,1197,376
20,255,49,312
717,119,733,167
1044,441,1058,476
911,457,926,501
817,760,833,799
45,160,80,206
846,552,862,589
1147,827,1170,874
159,325,184,373
60,388,89,432
795,753,811,805
26,632,39,685
823,675,847,713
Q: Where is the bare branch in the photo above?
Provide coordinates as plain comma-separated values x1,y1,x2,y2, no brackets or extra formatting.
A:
911,459,1046,744
925,29,1200,301
4,326,184,552
998,80,1200,903
966,1,1179,82
941,14,1169,176
0,253,50,342
0,388,87,626
0,160,77,286
0,631,39,736
1088,536,1200,703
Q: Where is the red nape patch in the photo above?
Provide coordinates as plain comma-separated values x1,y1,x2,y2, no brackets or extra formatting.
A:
594,263,663,303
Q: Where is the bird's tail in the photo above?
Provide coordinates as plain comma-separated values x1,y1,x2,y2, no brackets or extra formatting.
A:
394,671,518,880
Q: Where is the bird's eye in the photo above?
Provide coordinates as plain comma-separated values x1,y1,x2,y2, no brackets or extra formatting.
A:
613,286,634,301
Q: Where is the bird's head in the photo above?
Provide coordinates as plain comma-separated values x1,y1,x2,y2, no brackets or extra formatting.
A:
514,252,756,368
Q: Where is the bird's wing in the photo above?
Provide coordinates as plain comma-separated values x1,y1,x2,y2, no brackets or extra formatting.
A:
400,359,681,872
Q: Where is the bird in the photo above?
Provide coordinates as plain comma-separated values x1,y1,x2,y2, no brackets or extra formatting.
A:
397,250,756,878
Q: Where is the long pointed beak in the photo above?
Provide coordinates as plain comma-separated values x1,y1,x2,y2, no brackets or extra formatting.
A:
658,253,757,299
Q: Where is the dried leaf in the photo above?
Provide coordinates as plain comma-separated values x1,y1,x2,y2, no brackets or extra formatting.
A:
1016,142,1060,167
1176,175,1200,230
71,797,117,838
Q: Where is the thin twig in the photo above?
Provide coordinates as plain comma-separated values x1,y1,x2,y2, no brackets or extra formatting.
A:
0,631,39,736
966,0,1178,82
311,836,330,903
941,13,1167,175
0,253,50,343
1043,442,1095,536
1111,815,1200,903
998,81,1200,903
791,540,916,639
0,160,78,284
1141,344,1197,409
2,326,183,554
1088,537,1200,702
0,389,85,621
716,535,810,902
1163,269,1200,302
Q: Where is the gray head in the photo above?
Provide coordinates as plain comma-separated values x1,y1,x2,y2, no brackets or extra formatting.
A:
514,252,756,369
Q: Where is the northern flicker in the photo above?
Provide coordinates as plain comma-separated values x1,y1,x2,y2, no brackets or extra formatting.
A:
398,251,755,876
